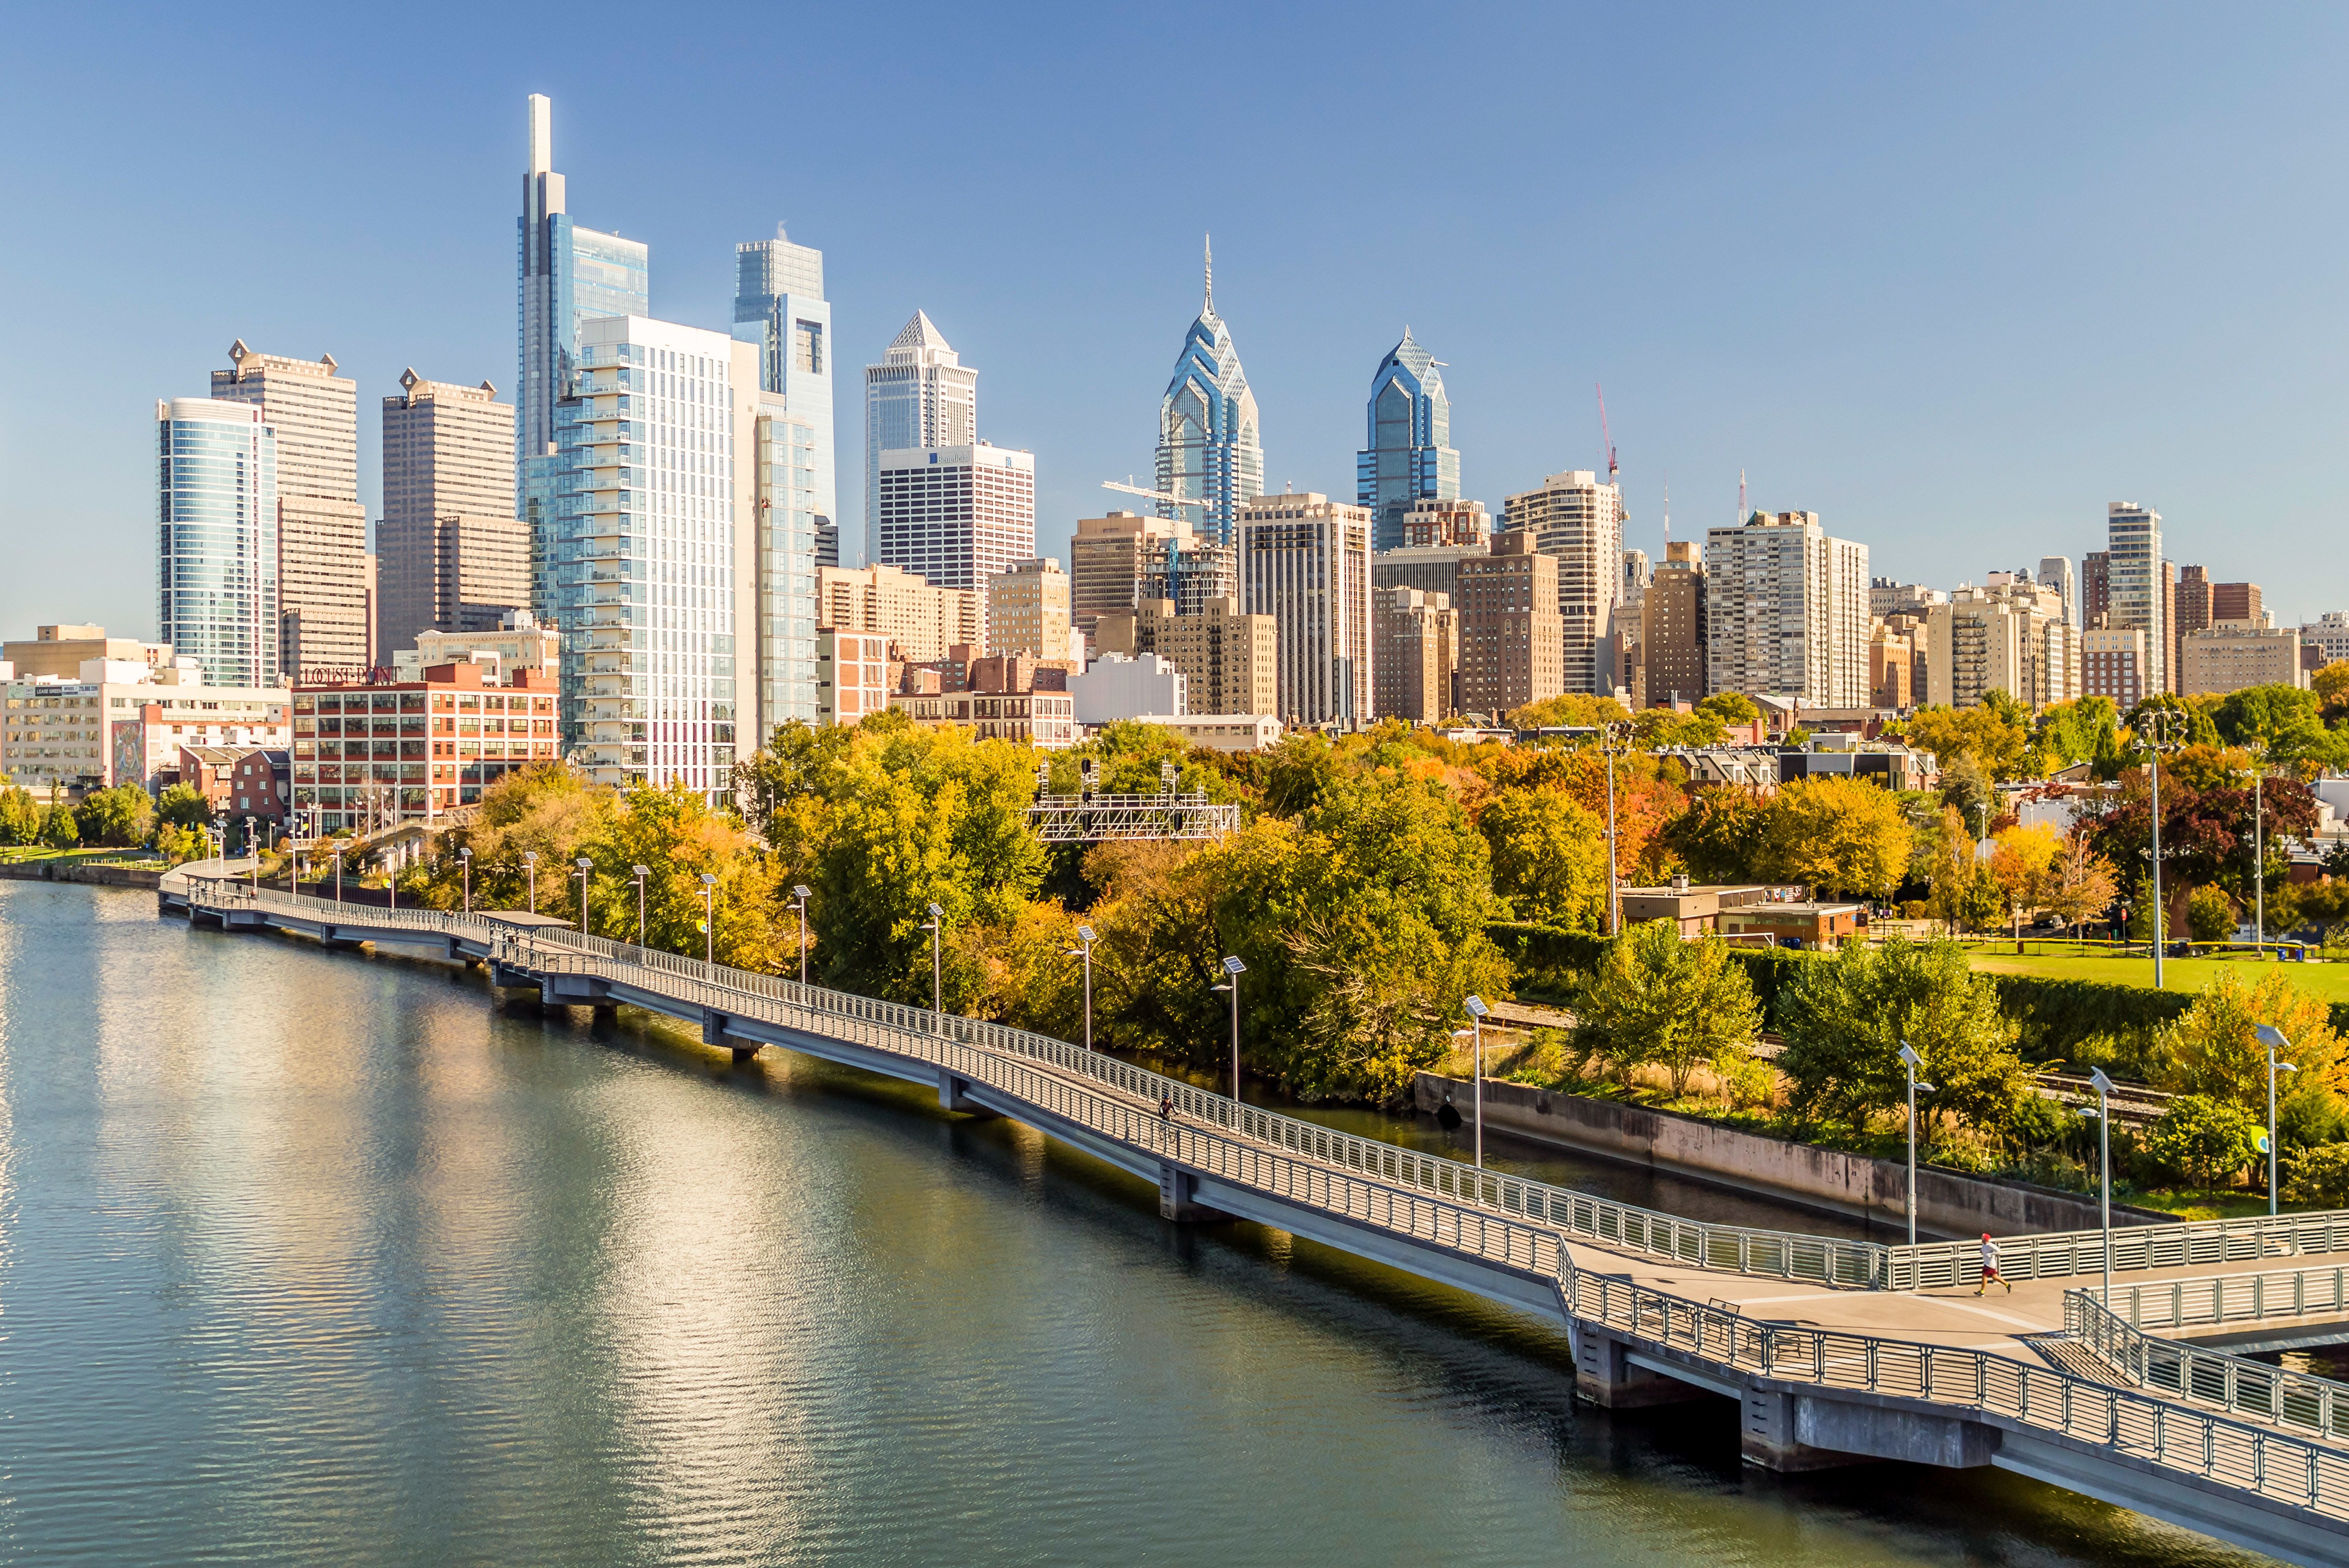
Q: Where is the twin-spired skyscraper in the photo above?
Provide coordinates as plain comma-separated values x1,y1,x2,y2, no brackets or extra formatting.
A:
1156,243,1263,547
1357,328,1460,553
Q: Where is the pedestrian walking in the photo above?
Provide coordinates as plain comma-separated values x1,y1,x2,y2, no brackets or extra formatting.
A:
1976,1232,2012,1295
1159,1094,1174,1122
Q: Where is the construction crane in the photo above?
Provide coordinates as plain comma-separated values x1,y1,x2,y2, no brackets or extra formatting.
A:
1595,384,1619,483
1101,477,1208,515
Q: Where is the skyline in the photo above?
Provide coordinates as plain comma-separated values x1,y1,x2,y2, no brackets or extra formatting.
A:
7,4,2349,642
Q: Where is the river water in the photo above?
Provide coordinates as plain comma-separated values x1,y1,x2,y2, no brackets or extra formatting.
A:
0,883,2270,1566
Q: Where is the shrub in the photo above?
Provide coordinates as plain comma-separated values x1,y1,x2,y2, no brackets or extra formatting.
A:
2285,1143,2349,1209
2142,1094,2261,1189
2187,885,2236,944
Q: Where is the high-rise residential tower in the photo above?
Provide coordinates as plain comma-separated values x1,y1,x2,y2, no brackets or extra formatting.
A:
378,371,526,654
1237,492,1371,725
518,93,650,603
733,224,836,570
863,311,976,563
1357,329,1460,552
1158,242,1263,546
1704,510,1870,706
1502,469,1623,694
2037,555,2077,625
2104,502,2166,696
210,341,372,678
157,399,279,688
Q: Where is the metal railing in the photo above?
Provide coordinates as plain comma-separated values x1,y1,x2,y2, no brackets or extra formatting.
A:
2067,1288,2349,1443
1890,1213,2349,1292
2107,1262,2349,1333
1574,1261,2349,1519
189,880,1891,1288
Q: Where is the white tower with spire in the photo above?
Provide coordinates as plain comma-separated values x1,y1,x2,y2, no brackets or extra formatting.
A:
863,310,979,564
1157,236,1263,546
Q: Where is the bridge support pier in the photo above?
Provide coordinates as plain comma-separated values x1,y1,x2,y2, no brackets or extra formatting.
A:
1575,1332,1714,1410
1739,1387,1998,1473
703,1009,760,1064
938,1068,998,1116
1157,1162,1230,1223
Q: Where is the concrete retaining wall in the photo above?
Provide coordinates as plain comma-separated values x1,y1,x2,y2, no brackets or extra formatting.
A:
0,860,164,889
1414,1072,2174,1238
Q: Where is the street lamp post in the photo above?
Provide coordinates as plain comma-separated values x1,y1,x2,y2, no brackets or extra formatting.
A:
2143,710,2187,987
790,885,811,987
2087,1066,2115,1303
631,864,649,947
459,845,473,915
245,817,258,896
332,841,343,904
924,902,945,1029
1465,994,1491,1168
1898,1042,1936,1247
523,851,538,914
575,858,593,936
699,872,717,965
1216,955,1247,1104
2250,749,2268,950
1063,925,1096,1049
2256,1024,2299,1216
1600,722,1633,935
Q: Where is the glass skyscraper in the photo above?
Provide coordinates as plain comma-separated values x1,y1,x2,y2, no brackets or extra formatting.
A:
157,399,279,688
1156,241,1262,547
1357,328,1460,552
517,93,648,611
732,225,835,567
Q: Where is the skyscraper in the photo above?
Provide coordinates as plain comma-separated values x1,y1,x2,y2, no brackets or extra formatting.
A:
750,391,822,732
1158,241,1263,546
1704,510,1870,706
379,371,524,653
1357,329,1460,552
517,93,649,604
210,341,371,678
1502,470,1624,694
733,224,836,570
873,445,1035,597
863,311,976,563
2036,555,2077,625
2104,502,2166,696
157,399,278,688
1237,492,1371,725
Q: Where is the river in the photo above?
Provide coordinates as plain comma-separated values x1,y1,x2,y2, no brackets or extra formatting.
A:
0,882,2270,1565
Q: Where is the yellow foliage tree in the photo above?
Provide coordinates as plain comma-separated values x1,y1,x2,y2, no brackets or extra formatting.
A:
1987,821,2061,911
1755,775,1915,899
2164,967,2344,1116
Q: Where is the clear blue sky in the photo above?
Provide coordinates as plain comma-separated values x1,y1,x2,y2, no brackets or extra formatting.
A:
5,2,2346,641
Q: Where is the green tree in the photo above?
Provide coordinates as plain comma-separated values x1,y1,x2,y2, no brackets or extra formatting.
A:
2126,694,2222,749
1479,786,1608,930
1756,775,1914,899
406,763,614,919
2162,966,2344,1117
2185,884,2235,943
73,785,155,848
2143,1095,2260,1190
155,782,211,831
2286,1143,2349,1208
1695,692,1762,729
0,786,39,846
1632,708,1727,748
1508,692,1633,730
1906,702,2031,780
2033,696,2132,779
577,782,781,969
154,824,206,865
2210,684,2349,770
1568,921,1762,1099
1659,786,1770,884
1775,937,2032,1140
37,804,79,849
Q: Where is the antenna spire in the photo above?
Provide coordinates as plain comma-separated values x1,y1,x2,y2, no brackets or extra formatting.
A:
1203,233,1214,314
1739,469,1748,520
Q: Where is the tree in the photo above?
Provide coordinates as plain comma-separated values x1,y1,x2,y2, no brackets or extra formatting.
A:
2032,696,2132,780
2143,1095,2260,1190
1508,693,1632,730
73,785,154,848
1568,921,1762,1099
2286,1143,2349,1208
1479,786,1608,930
2162,966,2344,1117
1774,937,2032,1140
2210,684,2349,770
2315,660,2349,728
155,783,212,831
1905,703,2031,781
1695,692,1762,729
1660,786,1770,884
37,804,79,849
1755,775,1914,899
0,786,39,846
405,763,615,919
2186,884,2235,943
2041,832,2121,937
578,782,782,970
154,824,206,865
2126,694,2221,749
1986,821,2061,914
1632,708,1726,749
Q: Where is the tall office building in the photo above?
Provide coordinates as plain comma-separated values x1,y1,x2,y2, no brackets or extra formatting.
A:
872,445,1035,598
379,371,525,653
1927,578,2078,709
1456,532,1564,718
2037,555,2077,625
551,317,752,798
157,399,279,688
1357,329,1460,552
2212,581,2265,625
1157,242,1264,546
1502,470,1623,694
2104,502,2166,696
209,342,371,678
1704,510,1870,706
750,391,822,732
2175,563,2214,656
733,224,836,573
1068,510,1235,631
1237,493,1371,725
2082,550,2111,628
518,93,650,603
1645,540,1708,705
863,311,977,563
1372,587,1458,723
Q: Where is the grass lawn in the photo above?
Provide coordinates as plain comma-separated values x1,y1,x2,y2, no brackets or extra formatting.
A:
1967,949,2349,1002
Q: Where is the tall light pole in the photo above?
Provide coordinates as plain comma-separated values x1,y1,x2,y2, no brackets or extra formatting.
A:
523,850,539,914
790,885,811,986
245,816,258,896
2249,746,2268,950
1063,924,1096,1049
459,845,473,915
1898,1041,1936,1247
1600,721,1633,935
699,872,717,965
1216,955,1246,1102
2088,1066,2115,1303
631,863,649,947
1465,994,1491,1168
332,841,343,904
2144,709,2187,987
924,901,945,1028
2257,1024,2299,1216
575,858,593,936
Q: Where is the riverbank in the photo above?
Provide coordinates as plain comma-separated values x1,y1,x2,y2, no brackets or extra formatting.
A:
1414,1071,2176,1239
0,856,162,888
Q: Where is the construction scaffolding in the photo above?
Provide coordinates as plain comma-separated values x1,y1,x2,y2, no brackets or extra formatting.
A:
1026,761,1239,843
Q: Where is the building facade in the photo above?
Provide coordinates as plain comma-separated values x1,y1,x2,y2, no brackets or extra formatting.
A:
1372,586,1458,723
1502,470,1623,694
815,562,981,665
210,341,371,678
2180,623,2305,696
1926,579,2078,709
987,557,1073,658
517,93,650,595
872,444,1035,599
1070,652,1186,725
157,398,279,688
747,391,822,733
1644,540,1708,705
1238,493,1371,726
1704,510,1870,707
398,611,561,683
2103,502,2166,696
379,371,520,654
2080,627,2149,710
1397,497,1489,549
1357,329,1460,552
4,658,287,798
732,223,836,576
1455,531,1563,718
1068,510,1235,631
2302,613,2349,667
291,663,560,829
1157,245,1264,546
2037,556,2077,625
863,311,977,562
815,629,890,728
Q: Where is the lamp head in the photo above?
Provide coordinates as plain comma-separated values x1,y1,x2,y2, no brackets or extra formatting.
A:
2090,1066,2115,1095
523,851,538,865
1222,955,1246,975
792,884,810,900
1465,994,1489,1019
1898,1042,1923,1071
1078,924,1096,944
633,864,649,878
2256,1024,2291,1050
459,846,472,860
928,901,944,919
575,858,592,871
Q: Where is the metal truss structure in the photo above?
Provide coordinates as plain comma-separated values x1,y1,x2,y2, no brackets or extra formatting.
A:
1026,761,1239,843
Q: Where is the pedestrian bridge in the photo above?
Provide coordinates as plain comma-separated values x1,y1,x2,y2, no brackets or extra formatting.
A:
166,877,2349,1568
